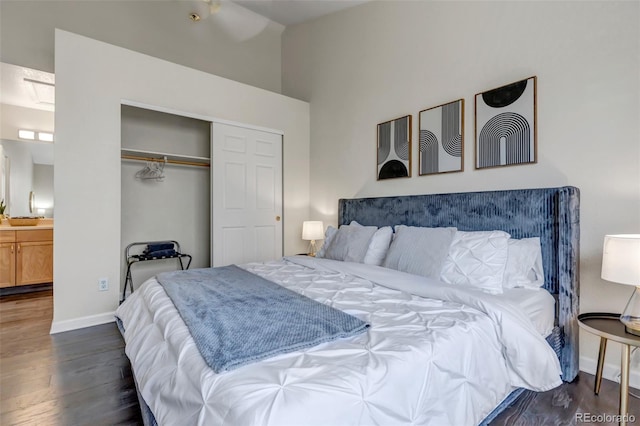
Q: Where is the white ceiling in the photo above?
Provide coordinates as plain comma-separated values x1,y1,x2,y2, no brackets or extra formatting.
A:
0,62,55,112
0,1,366,112
0,1,362,163
233,0,369,26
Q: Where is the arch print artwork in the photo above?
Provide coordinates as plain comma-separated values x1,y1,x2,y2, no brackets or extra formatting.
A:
419,99,464,175
475,76,537,169
377,115,412,180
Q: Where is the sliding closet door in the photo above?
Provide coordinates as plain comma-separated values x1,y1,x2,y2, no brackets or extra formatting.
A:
211,122,283,267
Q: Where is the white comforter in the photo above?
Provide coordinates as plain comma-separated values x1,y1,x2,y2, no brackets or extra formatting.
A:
116,256,562,426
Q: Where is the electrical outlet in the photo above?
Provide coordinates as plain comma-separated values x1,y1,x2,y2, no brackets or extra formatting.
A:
98,278,109,291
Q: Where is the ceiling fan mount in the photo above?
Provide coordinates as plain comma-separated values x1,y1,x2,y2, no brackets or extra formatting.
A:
188,0,223,22
186,0,269,41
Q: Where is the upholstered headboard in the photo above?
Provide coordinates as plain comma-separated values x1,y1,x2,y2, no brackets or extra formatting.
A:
338,186,580,382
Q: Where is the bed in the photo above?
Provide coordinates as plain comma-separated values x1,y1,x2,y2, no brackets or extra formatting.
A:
116,186,580,426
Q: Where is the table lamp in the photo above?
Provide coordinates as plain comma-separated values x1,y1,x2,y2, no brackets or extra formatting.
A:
601,234,640,336
302,221,324,257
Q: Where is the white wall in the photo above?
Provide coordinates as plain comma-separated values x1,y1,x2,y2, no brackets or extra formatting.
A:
282,1,640,385
0,0,284,93
53,30,310,332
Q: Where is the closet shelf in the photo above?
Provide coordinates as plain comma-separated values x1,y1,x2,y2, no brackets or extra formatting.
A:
121,148,210,167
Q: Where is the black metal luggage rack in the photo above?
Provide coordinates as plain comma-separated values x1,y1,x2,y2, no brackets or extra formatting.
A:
121,240,192,303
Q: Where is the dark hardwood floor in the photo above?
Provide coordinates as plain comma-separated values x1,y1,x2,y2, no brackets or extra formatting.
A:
1,291,638,425
0,290,141,425
491,375,640,426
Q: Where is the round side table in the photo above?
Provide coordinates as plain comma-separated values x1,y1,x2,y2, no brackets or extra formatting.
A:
578,312,640,426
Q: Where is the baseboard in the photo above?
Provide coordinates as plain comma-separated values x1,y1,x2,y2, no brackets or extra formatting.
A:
50,311,116,334
580,354,640,389
0,283,52,296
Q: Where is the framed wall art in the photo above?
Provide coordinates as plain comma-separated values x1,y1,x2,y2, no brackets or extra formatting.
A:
377,115,412,180
419,99,464,175
475,76,537,169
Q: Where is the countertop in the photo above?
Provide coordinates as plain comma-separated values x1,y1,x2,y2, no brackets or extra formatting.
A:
0,219,54,230
0,225,54,230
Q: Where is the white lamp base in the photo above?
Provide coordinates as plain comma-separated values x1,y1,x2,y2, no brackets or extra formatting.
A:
621,285,640,337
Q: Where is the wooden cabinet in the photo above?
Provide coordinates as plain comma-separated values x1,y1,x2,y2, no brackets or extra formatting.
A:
0,229,53,288
0,232,16,288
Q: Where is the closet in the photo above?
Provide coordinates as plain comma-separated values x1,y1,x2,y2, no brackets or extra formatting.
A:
120,104,284,294
120,105,211,293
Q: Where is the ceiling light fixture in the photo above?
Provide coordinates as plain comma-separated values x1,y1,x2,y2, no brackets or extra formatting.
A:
38,132,54,142
18,129,35,140
18,129,54,142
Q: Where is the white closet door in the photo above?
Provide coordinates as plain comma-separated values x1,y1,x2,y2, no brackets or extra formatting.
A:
211,122,283,267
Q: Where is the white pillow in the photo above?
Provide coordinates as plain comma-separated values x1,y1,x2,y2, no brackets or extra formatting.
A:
323,224,378,263
350,221,393,266
382,225,457,279
503,237,544,289
315,226,337,258
440,230,510,294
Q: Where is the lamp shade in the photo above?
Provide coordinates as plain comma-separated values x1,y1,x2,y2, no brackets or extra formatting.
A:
601,234,640,285
302,221,324,241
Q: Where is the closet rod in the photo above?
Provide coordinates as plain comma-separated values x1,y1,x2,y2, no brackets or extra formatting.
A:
121,154,210,168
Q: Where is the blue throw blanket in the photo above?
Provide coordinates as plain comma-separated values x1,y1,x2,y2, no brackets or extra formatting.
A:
156,265,369,373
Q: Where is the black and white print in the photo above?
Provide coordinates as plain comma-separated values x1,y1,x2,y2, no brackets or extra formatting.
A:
475,77,537,169
377,115,412,180
419,99,464,175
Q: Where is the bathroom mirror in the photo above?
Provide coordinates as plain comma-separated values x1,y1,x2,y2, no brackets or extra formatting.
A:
0,146,7,208
0,140,53,217
0,63,55,217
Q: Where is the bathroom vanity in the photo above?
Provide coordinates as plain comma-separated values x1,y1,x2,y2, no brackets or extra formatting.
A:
0,223,53,288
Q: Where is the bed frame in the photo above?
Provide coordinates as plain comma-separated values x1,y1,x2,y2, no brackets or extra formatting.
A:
339,186,580,423
130,186,580,425
339,185,580,384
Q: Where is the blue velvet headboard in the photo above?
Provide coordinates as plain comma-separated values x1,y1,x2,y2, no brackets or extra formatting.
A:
338,186,580,382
